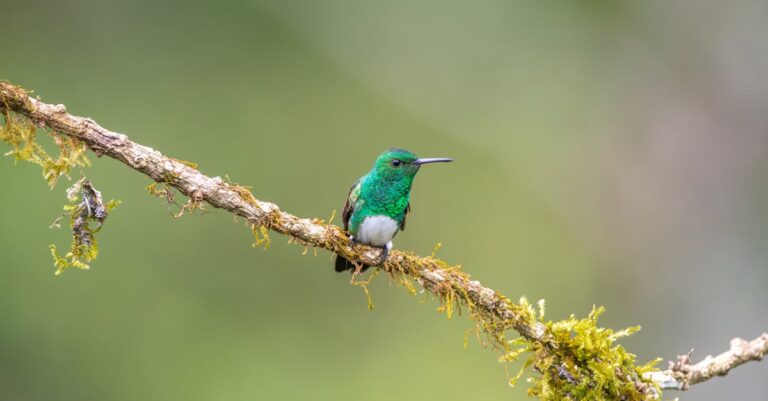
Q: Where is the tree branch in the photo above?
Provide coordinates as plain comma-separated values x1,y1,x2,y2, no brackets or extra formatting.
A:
0,81,549,343
646,333,768,390
2,81,765,399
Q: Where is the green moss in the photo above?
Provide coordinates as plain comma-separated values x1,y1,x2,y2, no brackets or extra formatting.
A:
169,157,198,169
250,223,271,249
146,178,207,218
1,111,90,189
50,179,121,275
225,180,259,207
349,268,380,310
146,181,174,201
521,305,660,400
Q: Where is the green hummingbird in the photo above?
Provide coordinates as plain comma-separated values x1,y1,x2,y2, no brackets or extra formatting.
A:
335,148,453,272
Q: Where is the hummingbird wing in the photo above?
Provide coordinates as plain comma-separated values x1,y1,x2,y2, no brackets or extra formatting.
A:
400,202,410,231
341,179,361,232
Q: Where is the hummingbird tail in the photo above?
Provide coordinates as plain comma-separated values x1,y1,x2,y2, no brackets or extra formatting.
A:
334,255,370,273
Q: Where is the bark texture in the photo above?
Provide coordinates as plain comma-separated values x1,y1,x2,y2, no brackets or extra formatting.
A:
648,333,768,390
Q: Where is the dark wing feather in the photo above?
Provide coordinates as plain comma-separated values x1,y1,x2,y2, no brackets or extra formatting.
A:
336,180,364,273
341,180,361,232
400,202,410,231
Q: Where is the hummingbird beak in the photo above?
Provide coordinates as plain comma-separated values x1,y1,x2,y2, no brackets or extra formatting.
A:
412,157,453,165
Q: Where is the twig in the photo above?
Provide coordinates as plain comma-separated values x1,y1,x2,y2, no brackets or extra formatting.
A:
646,333,768,390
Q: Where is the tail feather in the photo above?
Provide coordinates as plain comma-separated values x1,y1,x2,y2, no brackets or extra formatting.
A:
334,255,370,273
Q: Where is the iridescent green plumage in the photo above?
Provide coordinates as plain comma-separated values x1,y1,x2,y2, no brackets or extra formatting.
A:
335,149,452,272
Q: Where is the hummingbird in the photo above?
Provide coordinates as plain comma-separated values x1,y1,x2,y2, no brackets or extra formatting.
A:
335,148,452,272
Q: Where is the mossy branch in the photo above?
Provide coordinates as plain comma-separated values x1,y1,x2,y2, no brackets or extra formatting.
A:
1,81,765,400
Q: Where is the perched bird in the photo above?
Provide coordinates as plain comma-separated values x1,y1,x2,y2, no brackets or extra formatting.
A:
335,148,452,272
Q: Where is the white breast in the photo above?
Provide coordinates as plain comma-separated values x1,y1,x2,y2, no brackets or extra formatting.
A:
356,215,399,247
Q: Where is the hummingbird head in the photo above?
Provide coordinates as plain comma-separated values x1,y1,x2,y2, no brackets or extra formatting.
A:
373,148,452,182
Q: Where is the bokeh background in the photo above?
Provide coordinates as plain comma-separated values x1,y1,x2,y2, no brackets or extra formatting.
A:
2,1,767,400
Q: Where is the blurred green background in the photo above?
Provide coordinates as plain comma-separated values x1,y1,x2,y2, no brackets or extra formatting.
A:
2,1,767,400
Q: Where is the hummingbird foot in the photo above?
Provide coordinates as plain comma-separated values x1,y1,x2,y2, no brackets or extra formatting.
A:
336,236,390,271
375,241,393,265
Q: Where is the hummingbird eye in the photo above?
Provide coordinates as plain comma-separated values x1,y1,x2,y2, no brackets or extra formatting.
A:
391,159,402,167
